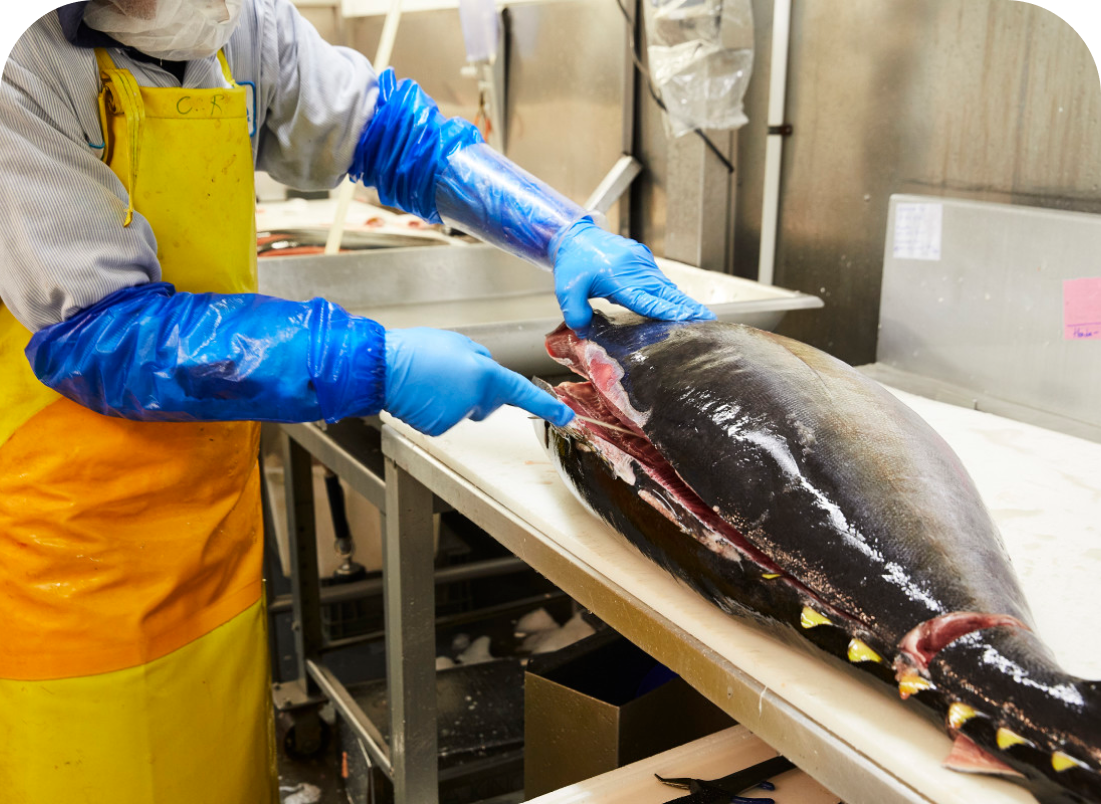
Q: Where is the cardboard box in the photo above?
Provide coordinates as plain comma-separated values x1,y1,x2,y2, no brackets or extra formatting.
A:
524,630,734,797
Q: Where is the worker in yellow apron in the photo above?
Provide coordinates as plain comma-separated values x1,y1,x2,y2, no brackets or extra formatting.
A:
0,1,713,801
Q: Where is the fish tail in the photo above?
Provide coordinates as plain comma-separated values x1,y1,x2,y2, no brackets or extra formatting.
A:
920,626,1101,803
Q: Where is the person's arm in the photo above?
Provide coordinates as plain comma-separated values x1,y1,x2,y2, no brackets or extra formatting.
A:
26,283,570,430
348,69,716,331
3,20,571,432
0,25,362,422
25,283,385,423
250,0,713,331
251,0,376,191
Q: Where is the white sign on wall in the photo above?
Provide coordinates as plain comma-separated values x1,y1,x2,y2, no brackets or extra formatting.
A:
892,202,943,262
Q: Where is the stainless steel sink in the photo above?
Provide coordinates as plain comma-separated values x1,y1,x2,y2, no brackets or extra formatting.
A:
258,244,823,376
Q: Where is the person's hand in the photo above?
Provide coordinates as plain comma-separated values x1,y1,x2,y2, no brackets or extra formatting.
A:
384,328,575,436
552,219,716,331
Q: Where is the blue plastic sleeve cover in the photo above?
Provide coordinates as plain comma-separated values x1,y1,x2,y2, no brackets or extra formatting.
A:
349,68,483,223
349,69,587,269
435,143,588,270
25,283,387,424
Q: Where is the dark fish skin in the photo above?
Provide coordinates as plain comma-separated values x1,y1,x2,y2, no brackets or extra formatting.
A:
539,410,895,677
540,313,1101,804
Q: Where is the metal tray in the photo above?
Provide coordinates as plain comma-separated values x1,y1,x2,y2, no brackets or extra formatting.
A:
258,244,822,376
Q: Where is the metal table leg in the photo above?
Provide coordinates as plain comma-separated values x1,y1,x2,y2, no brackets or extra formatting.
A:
383,456,439,803
283,430,324,695
271,430,330,756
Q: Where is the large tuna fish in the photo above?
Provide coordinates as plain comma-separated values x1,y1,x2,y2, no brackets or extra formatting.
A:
537,313,1101,804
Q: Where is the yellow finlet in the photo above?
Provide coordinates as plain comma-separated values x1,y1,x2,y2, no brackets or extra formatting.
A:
761,573,782,580
847,638,884,664
996,728,1029,750
800,607,832,629
898,674,934,699
947,702,978,731
1052,751,1088,772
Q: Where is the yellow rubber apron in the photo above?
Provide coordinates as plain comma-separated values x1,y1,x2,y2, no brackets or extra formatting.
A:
0,50,277,803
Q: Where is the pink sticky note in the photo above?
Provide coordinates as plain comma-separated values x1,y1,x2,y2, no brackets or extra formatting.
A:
1064,277,1101,340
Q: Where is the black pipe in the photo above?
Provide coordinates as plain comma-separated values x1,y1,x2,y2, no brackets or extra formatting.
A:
268,555,531,615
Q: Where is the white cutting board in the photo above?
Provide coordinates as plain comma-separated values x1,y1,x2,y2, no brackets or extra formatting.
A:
382,386,1101,804
525,725,836,804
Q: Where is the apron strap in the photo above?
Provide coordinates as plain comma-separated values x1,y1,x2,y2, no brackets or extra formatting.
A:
217,50,237,86
95,49,144,227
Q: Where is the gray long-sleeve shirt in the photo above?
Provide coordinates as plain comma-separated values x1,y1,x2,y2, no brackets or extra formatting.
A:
0,0,377,331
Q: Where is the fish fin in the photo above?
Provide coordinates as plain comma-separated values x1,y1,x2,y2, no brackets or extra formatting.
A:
1051,750,1090,772
946,701,977,731
943,734,1024,779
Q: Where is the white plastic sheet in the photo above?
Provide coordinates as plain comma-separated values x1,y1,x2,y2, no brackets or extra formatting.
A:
643,0,755,137
459,0,499,62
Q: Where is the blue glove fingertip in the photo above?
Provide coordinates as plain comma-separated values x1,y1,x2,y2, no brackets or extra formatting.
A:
560,290,595,332
571,321,593,340
683,298,715,320
676,304,717,322
552,404,575,428
616,289,683,323
673,296,716,321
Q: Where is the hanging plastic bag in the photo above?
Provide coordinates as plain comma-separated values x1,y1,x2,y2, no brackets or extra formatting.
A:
643,0,755,137
459,0,499,62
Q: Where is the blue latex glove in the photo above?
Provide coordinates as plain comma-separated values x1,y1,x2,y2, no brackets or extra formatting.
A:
384,327,575,437
26,283,386,423
552,219,717,331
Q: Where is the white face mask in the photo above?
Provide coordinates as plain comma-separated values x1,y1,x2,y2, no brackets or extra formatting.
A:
83,0,244,61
